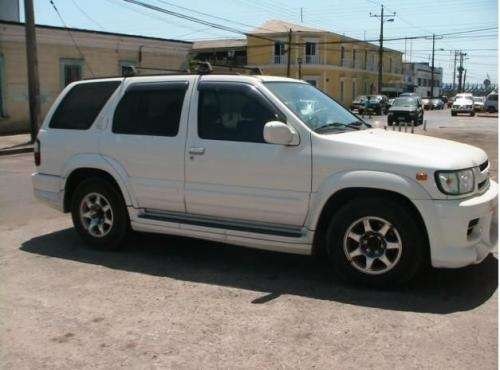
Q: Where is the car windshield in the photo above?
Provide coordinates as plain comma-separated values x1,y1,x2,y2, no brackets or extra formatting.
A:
392,97,417,107
473,97,483,102
264,82,369,133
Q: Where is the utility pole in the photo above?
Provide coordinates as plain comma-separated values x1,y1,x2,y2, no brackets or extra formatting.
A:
370,5,395,94
463,69,467,90
428,34,443,97
430,34,435,97
452,50,457,91
286,29,292,77
24,0,41,143
457,51,466,92
300,8,303,23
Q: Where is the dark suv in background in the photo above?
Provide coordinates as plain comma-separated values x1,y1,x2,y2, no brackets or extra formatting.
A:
364,95,389,115
387,96,424,126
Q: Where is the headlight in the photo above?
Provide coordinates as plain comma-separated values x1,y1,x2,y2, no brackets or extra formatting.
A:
435,169,475,195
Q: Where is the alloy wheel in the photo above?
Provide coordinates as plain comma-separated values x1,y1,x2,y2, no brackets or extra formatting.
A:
342,216,403,275
79,192,114,238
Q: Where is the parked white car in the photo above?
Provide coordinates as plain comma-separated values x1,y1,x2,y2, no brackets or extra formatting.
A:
473,96,485,112
451,98,475,116
484,92,498,113
32,74,498,287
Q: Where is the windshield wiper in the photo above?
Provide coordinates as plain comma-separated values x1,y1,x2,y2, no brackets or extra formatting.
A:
348,120,372,128
314,122,361,132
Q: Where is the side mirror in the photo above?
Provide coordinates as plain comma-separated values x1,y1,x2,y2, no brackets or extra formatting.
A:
263,121,299,146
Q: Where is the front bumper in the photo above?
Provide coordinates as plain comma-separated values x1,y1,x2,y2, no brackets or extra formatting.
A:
452,107,473,113
415,180,498,268
32,172,64,212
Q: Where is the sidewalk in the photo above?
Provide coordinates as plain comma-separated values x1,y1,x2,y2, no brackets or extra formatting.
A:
0,133,33,156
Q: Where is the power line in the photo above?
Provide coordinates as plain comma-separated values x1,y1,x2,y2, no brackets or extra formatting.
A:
123,0,277,43
48,0,95,77
70,0,104,30
154,0,277,33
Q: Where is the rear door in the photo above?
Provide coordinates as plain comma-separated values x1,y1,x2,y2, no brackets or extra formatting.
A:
100,77,194,212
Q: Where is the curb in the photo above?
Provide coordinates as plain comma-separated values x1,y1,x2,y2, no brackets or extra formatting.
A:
0,146,34,156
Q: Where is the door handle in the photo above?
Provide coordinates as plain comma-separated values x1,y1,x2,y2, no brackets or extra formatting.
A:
189,147,205,155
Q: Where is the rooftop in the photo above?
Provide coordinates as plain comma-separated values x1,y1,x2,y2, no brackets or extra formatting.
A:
0,20,193,44
251,19,327,34
192,39,247,51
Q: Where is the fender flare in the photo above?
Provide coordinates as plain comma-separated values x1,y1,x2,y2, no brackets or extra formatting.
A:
60,153,136,207
306,170,432,230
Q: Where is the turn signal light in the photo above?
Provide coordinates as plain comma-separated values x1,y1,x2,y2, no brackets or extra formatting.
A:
416,171,428,181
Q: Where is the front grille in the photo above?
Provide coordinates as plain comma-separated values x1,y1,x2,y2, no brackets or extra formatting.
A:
479,160,489,172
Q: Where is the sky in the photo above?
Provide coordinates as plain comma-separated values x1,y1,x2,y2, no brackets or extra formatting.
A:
19,0,499,84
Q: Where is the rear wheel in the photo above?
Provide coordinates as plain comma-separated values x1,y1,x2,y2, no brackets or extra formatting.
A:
470,111,475,117
71,178,129,250
325,197,425,287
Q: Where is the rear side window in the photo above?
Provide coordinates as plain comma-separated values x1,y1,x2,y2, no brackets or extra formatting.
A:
49,81,120,130
113,82,187,137
198,82,284,143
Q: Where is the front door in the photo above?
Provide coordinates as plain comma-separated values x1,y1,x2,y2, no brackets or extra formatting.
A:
184,81,311,227
100,78,192,212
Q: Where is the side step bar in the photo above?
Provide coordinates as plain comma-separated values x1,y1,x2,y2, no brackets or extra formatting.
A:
138,210,304,238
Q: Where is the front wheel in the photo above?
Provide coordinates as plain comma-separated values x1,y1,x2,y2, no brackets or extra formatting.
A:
71,178,129,250
325,197,425,287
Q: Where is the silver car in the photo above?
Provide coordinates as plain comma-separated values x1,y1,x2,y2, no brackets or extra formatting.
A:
451,98,475,116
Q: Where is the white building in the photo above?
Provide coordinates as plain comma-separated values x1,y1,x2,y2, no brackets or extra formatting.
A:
403,62,443,97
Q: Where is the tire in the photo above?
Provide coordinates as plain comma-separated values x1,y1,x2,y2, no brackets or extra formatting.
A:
325,197,426,287
387,119,393,126
470,111,475,117
451,111,457,116
487,106,495,113
71,177,129,250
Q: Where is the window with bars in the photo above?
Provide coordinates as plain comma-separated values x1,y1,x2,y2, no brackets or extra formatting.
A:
60,59,83,88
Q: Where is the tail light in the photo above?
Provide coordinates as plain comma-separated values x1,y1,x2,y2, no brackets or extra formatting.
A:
34,139,41,166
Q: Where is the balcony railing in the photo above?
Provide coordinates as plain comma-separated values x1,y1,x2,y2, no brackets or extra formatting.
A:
341,58,353,68
273,55,288,64
304,54,320,64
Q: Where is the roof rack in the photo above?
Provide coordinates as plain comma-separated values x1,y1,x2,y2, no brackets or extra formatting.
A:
120,61,262,78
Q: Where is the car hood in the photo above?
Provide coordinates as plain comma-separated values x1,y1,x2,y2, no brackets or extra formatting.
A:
321,128,487,170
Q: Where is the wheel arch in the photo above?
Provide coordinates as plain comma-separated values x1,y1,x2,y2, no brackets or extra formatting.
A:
311,187,430,259
63,167,130,213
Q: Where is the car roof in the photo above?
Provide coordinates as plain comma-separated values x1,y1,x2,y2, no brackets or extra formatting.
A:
78,74,303,85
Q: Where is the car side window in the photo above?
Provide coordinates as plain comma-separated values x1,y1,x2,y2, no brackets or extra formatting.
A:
197,82,284,143
113,82,188,137
50,81,120,130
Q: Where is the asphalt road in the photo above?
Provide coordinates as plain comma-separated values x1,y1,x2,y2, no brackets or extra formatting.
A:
0,112,498,369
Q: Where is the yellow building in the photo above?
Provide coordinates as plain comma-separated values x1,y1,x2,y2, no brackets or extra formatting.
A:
246,20,403,105
0,21,192,134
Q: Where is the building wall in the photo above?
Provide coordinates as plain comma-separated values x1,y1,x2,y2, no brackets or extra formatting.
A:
247,32,403,105
0,22,192,134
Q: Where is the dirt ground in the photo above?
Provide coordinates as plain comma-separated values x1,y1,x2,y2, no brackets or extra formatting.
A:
0,110,497,369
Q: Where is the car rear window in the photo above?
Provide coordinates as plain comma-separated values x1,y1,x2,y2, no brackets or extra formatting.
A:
49,81,121,130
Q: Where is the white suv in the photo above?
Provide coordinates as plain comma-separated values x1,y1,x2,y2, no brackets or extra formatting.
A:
32,74,498,286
